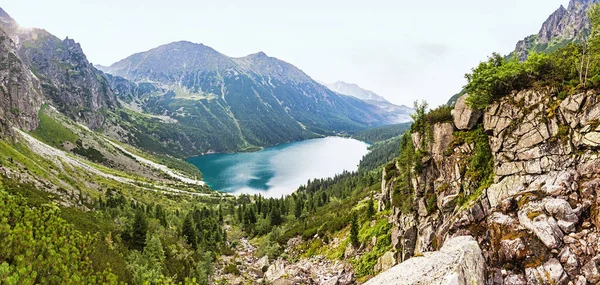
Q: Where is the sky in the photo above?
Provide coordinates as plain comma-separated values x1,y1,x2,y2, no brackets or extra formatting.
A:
3,0,567,107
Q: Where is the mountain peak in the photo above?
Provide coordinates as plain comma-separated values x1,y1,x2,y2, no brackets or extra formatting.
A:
0,7,20,36
249,51,268,57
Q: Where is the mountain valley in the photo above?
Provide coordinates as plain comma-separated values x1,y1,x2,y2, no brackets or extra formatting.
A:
2,1,600,284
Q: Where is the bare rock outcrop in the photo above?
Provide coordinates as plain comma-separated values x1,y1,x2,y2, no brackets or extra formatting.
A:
0,28,43,135
365,236,485,285
452,94,482,130
378,87,600,284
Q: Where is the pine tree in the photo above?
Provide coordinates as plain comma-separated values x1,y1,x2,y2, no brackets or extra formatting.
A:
270,206,283,227
182,214,197,249
218,204,224,223
132,210,148,250
350,214,359,247
294,196,304,218
367,191,375,220
237,205,243,223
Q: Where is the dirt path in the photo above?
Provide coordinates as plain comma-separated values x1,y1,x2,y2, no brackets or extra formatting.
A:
16,128,209,197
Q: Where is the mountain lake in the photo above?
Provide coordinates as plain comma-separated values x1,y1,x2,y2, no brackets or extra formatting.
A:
187,137,370,197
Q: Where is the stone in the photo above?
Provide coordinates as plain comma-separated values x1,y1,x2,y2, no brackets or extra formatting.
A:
431,122,455,162
344,243,357,259
338,271,354,285
504,273,527,285
391,226,401,249
543,198,579,233
452,94,483,130
230,277,244,285
0,30,44,135
558,247,578,276
364,236,485,285
500,238,527,261
374,251,397,273
321,276,339,285
575,275,587,285
518,129,546,149
582,132,600,147
542,185,566,197
582,254,600,284
265,258,286,282
525,258,566,285
256,256,270,272
418,197,428,217
518,201,564,249
272,279,295,285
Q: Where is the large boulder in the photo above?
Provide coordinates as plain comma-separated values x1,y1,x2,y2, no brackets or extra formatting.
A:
364,236,485,285
582,254,600,284
265,258,286,282
517,200,564,249
525,258,568,285
374,251,397,273
452,94,482,130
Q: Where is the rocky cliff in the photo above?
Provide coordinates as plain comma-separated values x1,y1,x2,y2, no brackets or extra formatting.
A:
377,89,600,284
0,8,120,130
0,28,43,136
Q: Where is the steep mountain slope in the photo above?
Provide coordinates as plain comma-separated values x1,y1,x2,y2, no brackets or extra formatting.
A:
514,0,599,60
99,41,397,152
324,81,413,123
0,8,119,130
0,27,43,135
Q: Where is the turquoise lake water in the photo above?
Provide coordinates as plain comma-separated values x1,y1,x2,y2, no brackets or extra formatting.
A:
187,137,369,197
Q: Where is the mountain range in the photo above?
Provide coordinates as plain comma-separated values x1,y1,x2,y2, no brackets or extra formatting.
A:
96,41,413,154
0,7,410,158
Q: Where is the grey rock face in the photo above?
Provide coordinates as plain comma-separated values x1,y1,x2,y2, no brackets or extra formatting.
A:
15,30,119,129
0,10,120,130
379,87,600,283
364,236,485,285
452,94,482,130
0,28,43,135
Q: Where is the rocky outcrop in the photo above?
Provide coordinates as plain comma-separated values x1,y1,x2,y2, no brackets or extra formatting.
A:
452,94,482,130
365,236,485,285
15,30,119,129
379,87,600,283
0,27,43,135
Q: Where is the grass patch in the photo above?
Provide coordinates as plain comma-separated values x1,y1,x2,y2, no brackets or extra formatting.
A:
31,105,79,149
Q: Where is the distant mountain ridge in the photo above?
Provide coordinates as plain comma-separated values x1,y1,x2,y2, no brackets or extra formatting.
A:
323,81,387,102
322,81,413,123
99,41,407,154
514,0,600,60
